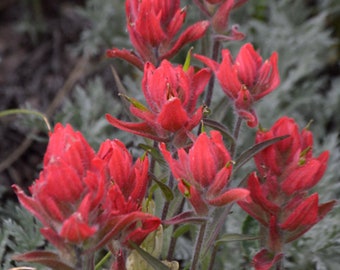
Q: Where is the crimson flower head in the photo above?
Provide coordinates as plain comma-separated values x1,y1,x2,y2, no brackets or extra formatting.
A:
12,124,160,268
95,139,161,248
237,117,336,269
106,60,211,147
13,124,107,247
195,43,279,127
107,0,210,69
254,116,329,195
160,131,249,215
98,139,149,214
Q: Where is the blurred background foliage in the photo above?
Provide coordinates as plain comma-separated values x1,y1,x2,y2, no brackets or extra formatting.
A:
0,0,339,269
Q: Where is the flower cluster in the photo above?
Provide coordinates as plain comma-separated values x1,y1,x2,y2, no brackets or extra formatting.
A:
106,60,211,147
195,43,280,127
237,117,336,269
10,1,336,270
160,131,249,215
13,124,160,269
107,0,209,69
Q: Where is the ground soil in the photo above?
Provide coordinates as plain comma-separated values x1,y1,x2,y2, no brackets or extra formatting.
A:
0,0,112,203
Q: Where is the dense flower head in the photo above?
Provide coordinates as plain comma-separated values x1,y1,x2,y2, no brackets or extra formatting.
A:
237,117,336,269
195,43,279,127
12,124,160,267
97,139,149,214
160,130,249,215
106,60,211,147
107,0,209,69
254,116,329,195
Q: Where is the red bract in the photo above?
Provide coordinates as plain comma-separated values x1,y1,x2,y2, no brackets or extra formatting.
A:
107,0,209,69
106,60,211,147
195,0,247,37
160,131,249,215
254,116,329,194
12,124,160,268
237,117,336,269
195,43,279,127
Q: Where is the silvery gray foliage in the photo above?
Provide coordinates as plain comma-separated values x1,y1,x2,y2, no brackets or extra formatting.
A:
0,203,47,269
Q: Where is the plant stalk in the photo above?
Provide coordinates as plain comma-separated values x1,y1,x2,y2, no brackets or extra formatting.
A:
191,221,207,270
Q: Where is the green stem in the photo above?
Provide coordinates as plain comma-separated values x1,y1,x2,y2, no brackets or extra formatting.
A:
230,116,243,159
202,204,232,257
161,173,174,220
207,245,219,270
167,197,186,260
203,40,221,108
95,251,111,270
0,108,51,131
191,221,207,270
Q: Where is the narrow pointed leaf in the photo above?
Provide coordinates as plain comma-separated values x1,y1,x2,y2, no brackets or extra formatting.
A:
234,135,289,173
138,143,166,166
149,175,174,201
129,241,171,270
173,224,192,238
120,94,149,111
183,47,194,71
12,251,74,270
202,118,235,144
162,211,207,225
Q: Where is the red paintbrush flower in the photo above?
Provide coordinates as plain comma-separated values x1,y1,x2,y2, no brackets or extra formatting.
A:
106,60,211,147
107,0,209,69
12,124,160,268
237,117,336,269
195,43,279,127
160,131,249,215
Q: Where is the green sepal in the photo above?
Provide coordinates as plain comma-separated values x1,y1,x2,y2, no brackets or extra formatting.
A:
119,93,149,111
183,47,194,72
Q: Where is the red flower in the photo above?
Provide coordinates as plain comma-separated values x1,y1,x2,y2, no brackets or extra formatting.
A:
237,117,336,269
13,124,107,246
97,139,149,213
160,131,249,215
107,0,209,69
12,124,160,268
195,43,279,127
254,116,329,194
106,60,211,147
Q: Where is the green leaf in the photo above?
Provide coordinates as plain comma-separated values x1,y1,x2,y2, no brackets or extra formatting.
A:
138,143,166,166
202,118,235,144
183,47,194,72
0,108,51,131
120,93,149,111
149,175,174,202
163,211,207,225
173,224,192,239
215,233,259,247
241,215,260,258
129,241,171,270
12,250,74,270
234,135,289,173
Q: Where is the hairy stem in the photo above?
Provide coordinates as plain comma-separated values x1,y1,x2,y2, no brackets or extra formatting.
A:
230,116,243,159
203,40,221,108
167,197,186,260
